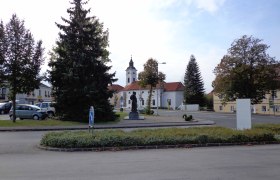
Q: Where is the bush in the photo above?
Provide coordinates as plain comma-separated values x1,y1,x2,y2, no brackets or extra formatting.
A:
41,126,277,149
143,108,154,115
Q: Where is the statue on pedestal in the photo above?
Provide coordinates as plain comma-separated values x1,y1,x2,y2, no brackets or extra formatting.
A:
129,91,139,119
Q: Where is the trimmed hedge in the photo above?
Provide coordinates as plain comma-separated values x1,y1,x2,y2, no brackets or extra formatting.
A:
40,126,277,149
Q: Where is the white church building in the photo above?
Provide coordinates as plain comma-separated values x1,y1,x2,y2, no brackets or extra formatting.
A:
109,58,184,110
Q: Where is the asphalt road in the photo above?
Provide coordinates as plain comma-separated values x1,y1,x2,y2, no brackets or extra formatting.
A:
157,110,280,128
0,131,280,180
0,112,280,180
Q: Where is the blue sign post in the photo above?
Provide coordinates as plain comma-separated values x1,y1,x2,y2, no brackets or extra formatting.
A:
89,106,94,133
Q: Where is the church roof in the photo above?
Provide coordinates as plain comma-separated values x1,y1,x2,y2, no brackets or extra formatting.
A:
123,81,184,92
126,57,137,71
108,84,124,92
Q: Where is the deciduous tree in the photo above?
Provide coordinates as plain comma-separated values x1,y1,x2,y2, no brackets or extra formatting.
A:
0,15,44,122
212,35,280,104
138,58,166,114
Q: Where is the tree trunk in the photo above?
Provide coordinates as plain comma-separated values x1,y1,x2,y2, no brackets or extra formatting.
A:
147,86,153,113
12,93,16,123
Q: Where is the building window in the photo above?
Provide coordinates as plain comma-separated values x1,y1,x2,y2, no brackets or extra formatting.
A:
128,78,130,83
45,91,47,97
262,106,266,112
219,106,223,111
142,91,144,93
128,100,131,104
133,72,135,74
133,78,135,82
230,106,235,112
39,90,41,96
152,99,155,106
142,100,144,106
272,90,278,99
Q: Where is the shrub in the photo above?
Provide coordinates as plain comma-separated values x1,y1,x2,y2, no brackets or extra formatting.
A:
41,126,277,149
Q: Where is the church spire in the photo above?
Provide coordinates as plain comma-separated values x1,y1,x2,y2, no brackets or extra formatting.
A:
129,55,134,67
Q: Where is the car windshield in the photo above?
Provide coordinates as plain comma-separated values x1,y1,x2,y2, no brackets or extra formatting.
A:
0,103,5,107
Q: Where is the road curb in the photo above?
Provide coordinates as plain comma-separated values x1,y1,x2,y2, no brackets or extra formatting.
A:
0,121,215,132
38,141,280,152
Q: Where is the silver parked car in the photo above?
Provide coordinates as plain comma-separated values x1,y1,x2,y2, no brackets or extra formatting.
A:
35,102,56,117
9,104,48,120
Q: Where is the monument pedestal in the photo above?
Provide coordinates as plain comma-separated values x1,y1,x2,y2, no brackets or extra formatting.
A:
124,111,145,120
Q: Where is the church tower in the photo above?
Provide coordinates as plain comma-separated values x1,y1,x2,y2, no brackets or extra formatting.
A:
125,56,137,85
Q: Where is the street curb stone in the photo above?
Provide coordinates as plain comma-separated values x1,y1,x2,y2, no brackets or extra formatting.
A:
38,141,280,152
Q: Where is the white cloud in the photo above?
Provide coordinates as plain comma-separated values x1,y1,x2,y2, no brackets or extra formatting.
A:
192,0,226,13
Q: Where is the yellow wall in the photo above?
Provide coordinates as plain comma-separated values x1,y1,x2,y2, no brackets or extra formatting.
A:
213,90,280,116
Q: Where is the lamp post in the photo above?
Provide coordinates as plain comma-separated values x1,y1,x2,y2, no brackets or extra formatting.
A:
156,62,166,115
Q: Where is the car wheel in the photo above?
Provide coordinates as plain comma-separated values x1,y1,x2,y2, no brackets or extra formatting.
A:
1,110,4,115
19,118,24,120
33,115,39,120
48,112,54,118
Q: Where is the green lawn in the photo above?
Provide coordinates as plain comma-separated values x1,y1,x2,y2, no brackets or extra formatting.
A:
0,119,86,127
0,111,127,127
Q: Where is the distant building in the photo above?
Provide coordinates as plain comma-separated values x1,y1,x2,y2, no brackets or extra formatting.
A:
0,83,53,104
213,90,280,116
109,57,184,110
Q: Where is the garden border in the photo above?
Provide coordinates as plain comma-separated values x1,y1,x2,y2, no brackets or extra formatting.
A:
38,141,280,152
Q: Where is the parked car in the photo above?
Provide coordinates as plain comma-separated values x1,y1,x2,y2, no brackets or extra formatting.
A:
35,102,56,117
9,104,48,120
0,102,12,114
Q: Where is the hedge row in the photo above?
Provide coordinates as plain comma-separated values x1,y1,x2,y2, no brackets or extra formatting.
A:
40,126,277,149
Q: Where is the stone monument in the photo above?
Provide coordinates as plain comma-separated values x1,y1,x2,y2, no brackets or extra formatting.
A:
129,92,139,119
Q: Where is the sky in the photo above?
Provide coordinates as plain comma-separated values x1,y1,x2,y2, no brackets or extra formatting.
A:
0,0,280,93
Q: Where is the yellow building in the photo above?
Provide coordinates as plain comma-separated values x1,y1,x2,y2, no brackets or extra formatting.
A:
213,90,280,116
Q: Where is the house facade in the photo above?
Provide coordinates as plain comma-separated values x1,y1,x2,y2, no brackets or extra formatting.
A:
109,58,184,110
0,83,53,104
213,90,280,116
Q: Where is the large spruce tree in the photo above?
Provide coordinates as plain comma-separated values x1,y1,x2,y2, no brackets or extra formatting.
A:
184,55,205,106
0,15,44,122
48,0,117,122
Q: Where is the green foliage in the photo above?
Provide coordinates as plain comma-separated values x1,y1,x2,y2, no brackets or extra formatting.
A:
138,58,166,112
0,14,44,122
143,108,154,115
184,55,205,106
41,126,276,149
48,0,117,122
204,93,213,110
253,124,280,134
213,35,280,104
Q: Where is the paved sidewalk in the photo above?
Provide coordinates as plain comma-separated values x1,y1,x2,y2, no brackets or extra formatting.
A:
0,115,215,132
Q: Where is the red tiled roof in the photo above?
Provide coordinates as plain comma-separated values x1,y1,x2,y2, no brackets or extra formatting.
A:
164,82,184,91
108,84,124,92
123,81,184,91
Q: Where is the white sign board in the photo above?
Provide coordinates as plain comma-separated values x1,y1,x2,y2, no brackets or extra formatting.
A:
236,99,251,130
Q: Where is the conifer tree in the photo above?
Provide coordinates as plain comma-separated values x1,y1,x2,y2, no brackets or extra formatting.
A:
184,55,205,106
48,0,117,122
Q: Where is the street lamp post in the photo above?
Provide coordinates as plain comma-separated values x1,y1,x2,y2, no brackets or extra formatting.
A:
156,62,166,115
